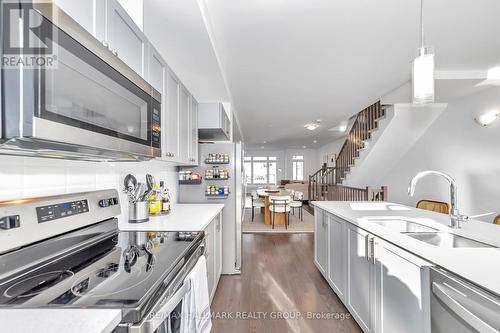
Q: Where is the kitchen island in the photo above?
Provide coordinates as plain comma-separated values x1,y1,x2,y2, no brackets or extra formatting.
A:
311,201,500,333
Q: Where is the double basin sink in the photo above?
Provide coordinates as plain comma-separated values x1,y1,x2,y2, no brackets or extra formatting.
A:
369,219,496,248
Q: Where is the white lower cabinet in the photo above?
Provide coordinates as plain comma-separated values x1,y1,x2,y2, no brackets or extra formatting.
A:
375,239,431,333
314,208,328,275
346,224,376,333
203,212,223,303
327,214,347,301
314,208,432,333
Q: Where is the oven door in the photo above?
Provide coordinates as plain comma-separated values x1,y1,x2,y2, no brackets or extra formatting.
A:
2,3,161,158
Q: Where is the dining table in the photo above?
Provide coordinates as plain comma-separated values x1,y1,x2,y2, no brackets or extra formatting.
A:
256,188,292,225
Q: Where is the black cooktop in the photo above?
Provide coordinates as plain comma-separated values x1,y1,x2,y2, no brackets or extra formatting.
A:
0,222,202,323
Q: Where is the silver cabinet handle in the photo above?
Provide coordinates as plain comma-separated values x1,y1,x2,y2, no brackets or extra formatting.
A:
432,282,500,333
369,236,375,264
102,40,109,48
112,49,118,56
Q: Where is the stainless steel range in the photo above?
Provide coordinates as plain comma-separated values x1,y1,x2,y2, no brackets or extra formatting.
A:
0,190,205,333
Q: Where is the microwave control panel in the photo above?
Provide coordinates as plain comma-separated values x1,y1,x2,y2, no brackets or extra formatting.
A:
36,200,89,223
152,102,161,149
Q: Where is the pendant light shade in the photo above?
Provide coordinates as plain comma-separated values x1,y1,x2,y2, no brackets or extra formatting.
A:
412,0,435,104
412,47,435,104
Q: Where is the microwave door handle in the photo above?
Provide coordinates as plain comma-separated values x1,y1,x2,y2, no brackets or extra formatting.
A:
432,282,500,333
129,282,190,333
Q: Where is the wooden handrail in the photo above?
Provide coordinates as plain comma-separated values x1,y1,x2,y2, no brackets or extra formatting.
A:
335,101,385,184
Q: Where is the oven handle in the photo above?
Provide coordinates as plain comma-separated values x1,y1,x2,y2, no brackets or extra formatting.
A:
128,242,205,333
432,282,500,333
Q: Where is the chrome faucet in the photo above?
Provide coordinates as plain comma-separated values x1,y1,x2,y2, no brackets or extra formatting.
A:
408,170,467,229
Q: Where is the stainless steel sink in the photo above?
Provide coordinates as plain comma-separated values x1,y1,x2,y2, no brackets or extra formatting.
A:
369,219,439,233
406,232,496,248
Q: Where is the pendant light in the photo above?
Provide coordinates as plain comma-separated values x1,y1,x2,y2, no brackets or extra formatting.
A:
412,0,434,104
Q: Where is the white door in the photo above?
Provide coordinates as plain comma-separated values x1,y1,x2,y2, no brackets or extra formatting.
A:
347,224,375,333
164,68,180,161
189,96,199,165
178,86,190,163
314,208,328,276
375,239,431,333
328,214,346,301
105,0,148,77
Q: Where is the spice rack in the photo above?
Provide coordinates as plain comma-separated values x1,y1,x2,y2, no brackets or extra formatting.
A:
205,166,230,180
205,185,230,198
204,153,230,164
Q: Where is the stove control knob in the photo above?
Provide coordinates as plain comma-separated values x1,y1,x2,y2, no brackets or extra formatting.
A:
98,199,109,208
0,215,20,230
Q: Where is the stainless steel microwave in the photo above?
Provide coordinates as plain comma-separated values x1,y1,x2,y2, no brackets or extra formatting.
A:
0,1,161,161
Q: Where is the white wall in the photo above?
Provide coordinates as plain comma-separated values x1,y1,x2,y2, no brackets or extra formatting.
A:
0,156,178,223
362,86,500,220
316,138,345,167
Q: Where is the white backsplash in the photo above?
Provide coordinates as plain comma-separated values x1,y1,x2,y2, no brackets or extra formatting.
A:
0,156,179,222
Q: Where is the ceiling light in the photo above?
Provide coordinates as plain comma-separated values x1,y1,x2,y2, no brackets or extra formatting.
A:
263,141,267,144
313,140,317,143
302,145,307,149
412,0,435,105
260,146,265,149
475,110,499,126
305,123,319,131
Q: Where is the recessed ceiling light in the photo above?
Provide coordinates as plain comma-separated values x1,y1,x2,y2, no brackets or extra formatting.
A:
305,123,319,131
302,145,307,149
261,146,265,149
339,124,348,132
313,140,317,143
475,109,499,126
263,141,267,144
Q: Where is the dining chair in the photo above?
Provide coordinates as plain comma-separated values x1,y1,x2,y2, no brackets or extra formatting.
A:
269,195,291,229
416,200,449,214
251,191,265,222
494,215,500,225
290,191,304,221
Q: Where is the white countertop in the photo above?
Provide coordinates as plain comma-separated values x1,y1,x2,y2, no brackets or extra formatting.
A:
119,203,224,232
312,201,500,297
0,309,121,333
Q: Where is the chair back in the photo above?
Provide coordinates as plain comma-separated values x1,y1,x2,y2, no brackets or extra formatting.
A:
416,200,449,214
251,191,258,199
293,191,304,201
494,215,500,225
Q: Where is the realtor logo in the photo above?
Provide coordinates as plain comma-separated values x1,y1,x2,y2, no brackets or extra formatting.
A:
1,0,57,68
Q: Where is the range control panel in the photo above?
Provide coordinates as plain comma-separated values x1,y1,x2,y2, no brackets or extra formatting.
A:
36,200,89,223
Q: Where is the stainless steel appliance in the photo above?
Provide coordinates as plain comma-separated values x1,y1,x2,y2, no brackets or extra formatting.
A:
0,2,161,161
0,190,205,333
179,142,244,274
430,267,500,332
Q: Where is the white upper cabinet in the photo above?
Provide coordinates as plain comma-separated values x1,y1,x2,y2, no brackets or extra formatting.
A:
147,45,165,93
179,85,191,163
164,68,180,162
189,96,199,165
104,0,148,77
53,0,95,34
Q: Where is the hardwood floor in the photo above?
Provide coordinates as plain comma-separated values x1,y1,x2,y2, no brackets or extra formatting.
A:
211,233,362,333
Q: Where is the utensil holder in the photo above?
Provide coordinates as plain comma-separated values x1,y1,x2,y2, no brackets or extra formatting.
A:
129,201,150,223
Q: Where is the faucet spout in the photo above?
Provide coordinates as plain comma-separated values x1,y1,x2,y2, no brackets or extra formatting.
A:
408,170,463,228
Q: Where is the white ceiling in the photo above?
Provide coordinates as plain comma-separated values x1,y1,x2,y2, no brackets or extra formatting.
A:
200,0,500,148
145,0,500,148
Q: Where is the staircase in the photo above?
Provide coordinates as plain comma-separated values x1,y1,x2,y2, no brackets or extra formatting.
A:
335,101,386,184
308,100,388,202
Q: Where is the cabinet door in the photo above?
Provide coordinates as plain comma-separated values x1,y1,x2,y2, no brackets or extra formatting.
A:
164,68,180,161
375,239,431,333
178,86,190,163
204,220,216,302
188,96,199,165
347,224,375,333
147,45,165,93
314,208,328,276
105,0,148,77
215,213,223,280
54,0,95,35
328,214,346,301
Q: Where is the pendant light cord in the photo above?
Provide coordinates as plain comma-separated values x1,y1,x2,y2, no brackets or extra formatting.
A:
420,0,424,49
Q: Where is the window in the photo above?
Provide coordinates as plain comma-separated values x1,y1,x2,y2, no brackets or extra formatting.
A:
244,156,278,185
292,155,304,181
